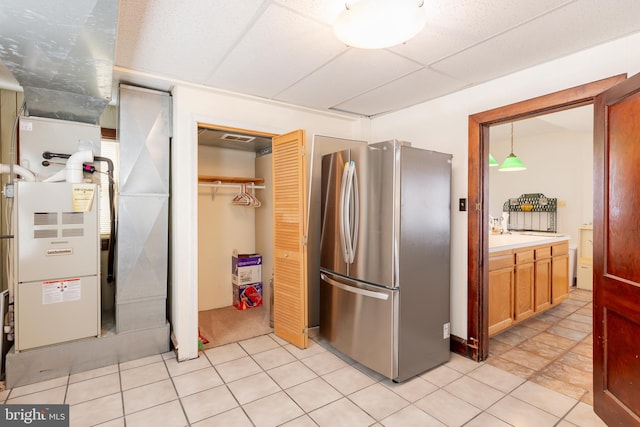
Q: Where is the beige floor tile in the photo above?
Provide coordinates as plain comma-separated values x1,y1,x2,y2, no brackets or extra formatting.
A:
122,379,177,415
487,395,559,427
172,367,224,397
0,389,9,402
269,333,289,346
518,318,553,331
215,356,262,383
380,376,438,402
300,350,348,376
242,391,304,427
380,405,445,427
468,364,525,393
239,334,280,355
70,393,123,427
286,377,341,412
556,351,592,373
569,341,592,357
539,361,592,390
322,365,375,395
69,363,119,384
281,414,321,426
446,353,481,373
309,397,375,427
349,383,410,420
120,361,169,391
252,346,296,371
531,332,577,350
419,364,463,387
125,400,188,427
556,420,579,427
488,339,513,356
464,412,512,427
353,362,387,382
510,381,577,417
66,372,121,405
284,340,327,360
204,342,248,365
485,357,536,379
227,371,281,405
492,330,528,346
508,324,540,339
165,353,212,377
181,384,238,424
529,374,587,401
10,376,68,398
191,407,253,427
564,401,608,426
557,319,592,333
567,312,592,324
517,337,567,359
7,385,66,404
267,361,318,389
119,354,163,371
500,348,552,371
444,376,505,410
204,343,247,366
414,389,481,426
95,417,125,427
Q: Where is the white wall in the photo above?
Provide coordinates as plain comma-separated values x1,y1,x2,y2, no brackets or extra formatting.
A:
489,129,593,244
171,85,370,360
198,146,257,310
369,32,640,339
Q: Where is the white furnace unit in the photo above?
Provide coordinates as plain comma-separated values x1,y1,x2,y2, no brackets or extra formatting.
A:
14,182,100,351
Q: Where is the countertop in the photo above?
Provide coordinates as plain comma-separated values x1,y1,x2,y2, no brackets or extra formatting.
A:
489,232,570,252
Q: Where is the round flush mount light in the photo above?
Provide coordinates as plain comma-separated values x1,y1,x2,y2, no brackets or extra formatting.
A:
334,0,427,49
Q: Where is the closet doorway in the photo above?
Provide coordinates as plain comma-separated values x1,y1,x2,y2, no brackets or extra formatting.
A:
197,124,276,349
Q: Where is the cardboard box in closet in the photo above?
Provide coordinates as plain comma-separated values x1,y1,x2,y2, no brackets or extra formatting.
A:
232,250,263,310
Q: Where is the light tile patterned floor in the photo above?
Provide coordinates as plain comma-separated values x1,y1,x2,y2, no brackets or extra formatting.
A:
0,324,606,426
488,287,594,405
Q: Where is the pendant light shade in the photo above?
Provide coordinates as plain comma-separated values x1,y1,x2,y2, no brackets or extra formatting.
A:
334,0,427,49
489,153,498,167
499,123,526,172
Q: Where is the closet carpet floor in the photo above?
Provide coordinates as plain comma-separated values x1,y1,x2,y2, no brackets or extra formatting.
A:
199,305,272,349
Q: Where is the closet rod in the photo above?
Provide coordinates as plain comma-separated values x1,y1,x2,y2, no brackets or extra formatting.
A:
198,182,265,190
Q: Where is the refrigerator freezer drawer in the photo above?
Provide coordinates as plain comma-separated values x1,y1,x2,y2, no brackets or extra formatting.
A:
319,271,397,379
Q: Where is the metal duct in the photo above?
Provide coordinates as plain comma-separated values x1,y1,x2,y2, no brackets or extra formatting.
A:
0,0,118,124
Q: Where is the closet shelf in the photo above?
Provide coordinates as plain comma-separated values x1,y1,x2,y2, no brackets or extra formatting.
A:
199,175,265,185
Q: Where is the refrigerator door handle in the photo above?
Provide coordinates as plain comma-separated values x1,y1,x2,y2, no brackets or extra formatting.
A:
349,162,359,264
339,162,350,263
321,273,389,300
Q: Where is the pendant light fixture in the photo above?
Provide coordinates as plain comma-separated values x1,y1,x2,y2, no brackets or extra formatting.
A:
334,0,427,49
489,153,498,167
499,123,526,172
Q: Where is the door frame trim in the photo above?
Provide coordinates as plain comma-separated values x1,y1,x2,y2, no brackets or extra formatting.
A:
465,74,626,361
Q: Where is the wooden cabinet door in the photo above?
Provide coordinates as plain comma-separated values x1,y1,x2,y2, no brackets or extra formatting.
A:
488,266,513,336
514,262,535,322
272,130,308,349
535,257,552,312
551,254,569,304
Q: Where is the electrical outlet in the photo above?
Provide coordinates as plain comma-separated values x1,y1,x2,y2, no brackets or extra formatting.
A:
3,183,14,198
443,322,450,339
459,198,467,211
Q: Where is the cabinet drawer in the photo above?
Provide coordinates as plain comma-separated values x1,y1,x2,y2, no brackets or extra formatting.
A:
535,247,551,260
515,250,534,264
552,242,569,256
489,253,514,271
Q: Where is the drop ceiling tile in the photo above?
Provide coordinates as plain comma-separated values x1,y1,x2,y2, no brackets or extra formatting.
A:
115,0,265,83
273,0,346,25
430,0,640,84
276,49,423,111
207,3,347,98
391,0,574,65
332,68,467,116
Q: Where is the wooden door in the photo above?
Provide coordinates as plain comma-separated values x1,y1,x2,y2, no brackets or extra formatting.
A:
593,72,640,426
272,130,308,349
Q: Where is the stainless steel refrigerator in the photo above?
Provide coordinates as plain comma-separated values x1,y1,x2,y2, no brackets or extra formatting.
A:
319,139,452,382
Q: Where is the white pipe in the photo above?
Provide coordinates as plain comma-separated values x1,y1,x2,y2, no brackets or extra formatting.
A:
65,150,94,183
42,169,67,183
0,164,36,182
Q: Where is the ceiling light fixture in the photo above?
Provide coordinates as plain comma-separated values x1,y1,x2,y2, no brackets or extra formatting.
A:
489,153,498,167
334,0,427,49
499,123,526,172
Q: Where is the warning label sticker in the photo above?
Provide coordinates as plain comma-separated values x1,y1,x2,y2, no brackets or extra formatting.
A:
42,278,81,304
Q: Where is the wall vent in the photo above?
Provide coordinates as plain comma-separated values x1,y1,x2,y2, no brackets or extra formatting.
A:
220,133,256,143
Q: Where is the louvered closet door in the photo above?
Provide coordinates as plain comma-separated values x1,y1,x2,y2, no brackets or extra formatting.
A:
272,130,308,349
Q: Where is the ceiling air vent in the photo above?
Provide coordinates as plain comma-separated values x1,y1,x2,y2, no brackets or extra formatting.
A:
220,133,256,143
